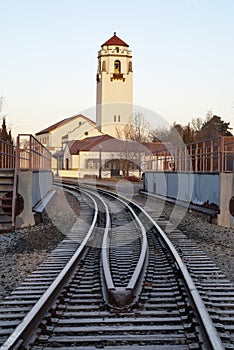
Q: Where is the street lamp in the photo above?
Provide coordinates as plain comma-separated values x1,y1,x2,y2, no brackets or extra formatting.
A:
99,144,102,179
56,154,61,176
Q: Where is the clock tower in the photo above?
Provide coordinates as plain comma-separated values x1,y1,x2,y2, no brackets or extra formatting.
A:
96,33,133,137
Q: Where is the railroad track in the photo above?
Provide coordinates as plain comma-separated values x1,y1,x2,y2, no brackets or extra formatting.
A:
0,181,233,349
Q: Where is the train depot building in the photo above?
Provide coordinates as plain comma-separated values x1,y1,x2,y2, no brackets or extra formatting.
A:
35,33,173,178
34,33,234,228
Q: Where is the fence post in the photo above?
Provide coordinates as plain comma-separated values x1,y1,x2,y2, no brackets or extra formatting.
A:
210,140,213,172
29,135,32,170
220,136,224,173
12,136,20,230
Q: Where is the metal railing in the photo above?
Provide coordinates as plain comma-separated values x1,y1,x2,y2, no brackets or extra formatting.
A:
11,144,19,230
0,134,51,171
17,134,51,170
144,136,234,173
0,134,51,230
0,141,15,169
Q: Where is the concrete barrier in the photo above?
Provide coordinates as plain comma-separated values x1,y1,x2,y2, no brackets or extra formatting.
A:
218,173,234,227
143,171,234,228
16,170,53,228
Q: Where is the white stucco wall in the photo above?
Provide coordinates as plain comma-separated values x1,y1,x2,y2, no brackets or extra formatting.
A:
52,116,96,149
67,121,101,141
36,115,97,150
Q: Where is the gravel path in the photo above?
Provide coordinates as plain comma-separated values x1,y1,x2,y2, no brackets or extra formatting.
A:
0,185,233,302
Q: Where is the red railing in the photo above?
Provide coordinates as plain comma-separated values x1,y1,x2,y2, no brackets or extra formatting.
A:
0,134,51,171
0,141,15,168
16,134,51,170
145,136,234,173
11,143,19,230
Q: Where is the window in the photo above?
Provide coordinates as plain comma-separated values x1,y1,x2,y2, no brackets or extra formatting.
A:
118,115,120,122
114,60,121,74
114,115,116,122
65,158,69,170
129,61,133,72
116,47,119,53
102,60,106,72
86,159,99,170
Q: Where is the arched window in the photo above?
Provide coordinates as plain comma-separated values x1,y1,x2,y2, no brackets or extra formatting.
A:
114,60,121,74
102,60,106,72
129,61,132,72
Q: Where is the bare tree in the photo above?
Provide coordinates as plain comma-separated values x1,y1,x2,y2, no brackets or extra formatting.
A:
150,126,170,142
115,113,153,178
191,117,203,133
116,112,152,142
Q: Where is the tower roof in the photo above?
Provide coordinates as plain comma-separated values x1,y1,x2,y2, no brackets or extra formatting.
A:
101,32,129,47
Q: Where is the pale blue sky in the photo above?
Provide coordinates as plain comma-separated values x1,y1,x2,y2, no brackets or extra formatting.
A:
1,0,234,136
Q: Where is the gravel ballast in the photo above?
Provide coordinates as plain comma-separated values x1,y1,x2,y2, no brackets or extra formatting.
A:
0,186,233,302
161,201,234,284
0,189,79,300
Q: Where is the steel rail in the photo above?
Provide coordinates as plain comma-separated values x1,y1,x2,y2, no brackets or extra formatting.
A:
83,186,148,308
63,182,148,307
55,181,224,347
54,183,116,297
80,188,114,291
88,186,224,349
1,189,98,350
121,194,224,350
54,183,118,302
54,181,225,348
101,191,148,291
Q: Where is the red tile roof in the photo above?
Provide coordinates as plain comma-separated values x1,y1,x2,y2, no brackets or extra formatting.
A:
68,134,115,154
67,135,172,155
101,33,129,47
142,142,173,154
35,114,95,136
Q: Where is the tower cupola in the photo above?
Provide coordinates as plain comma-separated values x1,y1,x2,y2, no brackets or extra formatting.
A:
96,33,133,137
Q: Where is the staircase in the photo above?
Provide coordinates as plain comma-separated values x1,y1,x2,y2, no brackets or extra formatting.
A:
0,169,16,232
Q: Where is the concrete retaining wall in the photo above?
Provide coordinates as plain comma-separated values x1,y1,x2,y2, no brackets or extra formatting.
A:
143,171,234,228
32,170,53,207
16,170,53,228
219,173,234,227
